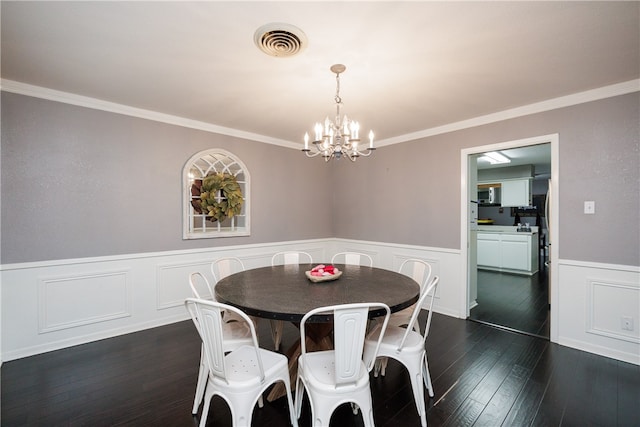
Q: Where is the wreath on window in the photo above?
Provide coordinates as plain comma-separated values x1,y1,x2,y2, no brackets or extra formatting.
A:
191,173,244,222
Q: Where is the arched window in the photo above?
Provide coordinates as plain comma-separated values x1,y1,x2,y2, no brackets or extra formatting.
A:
183,149,250,239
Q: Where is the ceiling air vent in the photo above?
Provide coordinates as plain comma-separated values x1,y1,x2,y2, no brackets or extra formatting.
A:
254,23,307,58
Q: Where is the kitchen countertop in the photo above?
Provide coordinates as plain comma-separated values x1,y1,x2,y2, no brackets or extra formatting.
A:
476,225,539,235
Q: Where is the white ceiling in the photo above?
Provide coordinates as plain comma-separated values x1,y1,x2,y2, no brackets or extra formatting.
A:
2,1,639,149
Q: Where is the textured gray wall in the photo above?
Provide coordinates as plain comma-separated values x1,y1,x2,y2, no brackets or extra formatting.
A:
1,93,333,263
2,92,638,266
333,93,640,266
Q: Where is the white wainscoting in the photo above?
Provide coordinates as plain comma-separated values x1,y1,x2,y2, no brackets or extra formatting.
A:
2,239,638,366
557,260,640,365
0,238,462,362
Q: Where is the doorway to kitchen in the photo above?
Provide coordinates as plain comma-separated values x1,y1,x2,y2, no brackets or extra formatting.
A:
471,268,549,338
462,135,558,341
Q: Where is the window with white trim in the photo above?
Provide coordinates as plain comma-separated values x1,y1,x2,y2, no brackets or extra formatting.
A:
183,149,250,239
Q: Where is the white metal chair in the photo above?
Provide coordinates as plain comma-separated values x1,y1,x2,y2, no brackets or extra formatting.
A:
330,252,373,267
295,303,390,427
211,256,246,282
185,298,298,427
188,272,254,415
374,259,432,376
271,251,313,266
210,257,248,324
389,259,433,333
269,251,313,351
363,276,440,427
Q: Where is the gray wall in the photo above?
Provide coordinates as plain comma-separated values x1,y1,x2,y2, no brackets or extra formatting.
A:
333,93,639,266
2,92,639,267
1,93,334,263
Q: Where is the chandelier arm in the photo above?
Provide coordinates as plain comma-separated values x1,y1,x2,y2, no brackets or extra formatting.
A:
303,149,324,158
344,152,358,162
355,147,376,157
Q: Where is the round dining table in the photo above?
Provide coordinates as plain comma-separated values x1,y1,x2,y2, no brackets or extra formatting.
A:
215,262,420,401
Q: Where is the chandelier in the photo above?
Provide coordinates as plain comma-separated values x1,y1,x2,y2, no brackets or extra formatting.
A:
302,64,375,162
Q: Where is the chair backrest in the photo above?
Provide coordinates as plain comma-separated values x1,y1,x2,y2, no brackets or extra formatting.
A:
300,302,390,386
399,276,439,350
185,297,263,383
189,271,213,299
330,252,373,267
271,251,313,266
211,257,246,283
398,259,432,294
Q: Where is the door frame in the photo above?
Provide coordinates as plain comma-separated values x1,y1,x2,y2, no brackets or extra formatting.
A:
460,133,560,343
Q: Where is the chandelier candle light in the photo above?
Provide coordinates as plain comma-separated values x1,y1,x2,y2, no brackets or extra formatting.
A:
302,64,375,162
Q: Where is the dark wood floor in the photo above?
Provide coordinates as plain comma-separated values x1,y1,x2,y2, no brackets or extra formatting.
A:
2,310,639,426
470,269,550,338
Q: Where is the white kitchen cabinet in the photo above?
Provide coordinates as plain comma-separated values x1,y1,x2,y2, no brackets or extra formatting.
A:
477,231,538,275
501,234,530,271
477,233,501,268
501,179,531,207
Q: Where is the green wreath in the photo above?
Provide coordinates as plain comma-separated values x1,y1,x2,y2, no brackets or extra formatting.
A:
195,172,244,222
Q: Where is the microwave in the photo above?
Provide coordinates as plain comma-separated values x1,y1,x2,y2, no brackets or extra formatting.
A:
478,186,501,205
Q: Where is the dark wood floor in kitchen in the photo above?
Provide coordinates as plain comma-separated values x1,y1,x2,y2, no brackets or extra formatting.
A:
470,269,550,338
3,310,639,427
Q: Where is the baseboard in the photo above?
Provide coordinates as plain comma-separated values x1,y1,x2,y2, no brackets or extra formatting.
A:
557,336,640,366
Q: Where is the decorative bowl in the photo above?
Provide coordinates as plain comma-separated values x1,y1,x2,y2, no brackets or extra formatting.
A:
305,269,342,283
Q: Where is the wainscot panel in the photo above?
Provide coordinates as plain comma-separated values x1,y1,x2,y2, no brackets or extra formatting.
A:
38,270,131,333
557,260,640,365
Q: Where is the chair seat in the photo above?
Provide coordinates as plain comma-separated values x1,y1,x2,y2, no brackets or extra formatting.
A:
299,351,370,391
365,325,424,355
212,345,289,387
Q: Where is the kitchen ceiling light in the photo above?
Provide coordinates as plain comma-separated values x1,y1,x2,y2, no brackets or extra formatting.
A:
302,64,374,162
481,151,511,164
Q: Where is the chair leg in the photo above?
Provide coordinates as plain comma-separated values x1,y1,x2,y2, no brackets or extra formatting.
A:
282,379,299,427
192,346,208,414
294,377,305,419
354,390,375,427
199,387,214,427
270,320,284,351
423,353,434,398
229,396,256,427
363,404,376,427
410,369,427,427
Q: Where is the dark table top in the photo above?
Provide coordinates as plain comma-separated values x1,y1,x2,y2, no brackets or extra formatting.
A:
215,263,420,322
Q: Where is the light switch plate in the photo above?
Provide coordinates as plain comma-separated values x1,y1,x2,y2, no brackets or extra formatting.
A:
584,201,595,214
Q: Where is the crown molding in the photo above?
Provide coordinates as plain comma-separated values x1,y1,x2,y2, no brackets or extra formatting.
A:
2,78,638,149
376,79,639,147
0,79,298,150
